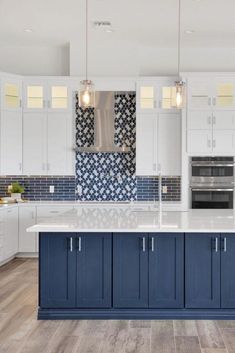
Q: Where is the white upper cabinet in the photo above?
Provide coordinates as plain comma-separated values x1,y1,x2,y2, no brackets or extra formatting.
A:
23,112,47,175
23,79,72,113
1,77,22,111
136,79,178,113
22,78,74,176
187,78,212,111
187,77,235,111
0,111,22,175
47,113,74,175
23,79,47,112
136,83,158,113
136,114,157,175
186,75,235,156
158,113,181,175
213,79,235,110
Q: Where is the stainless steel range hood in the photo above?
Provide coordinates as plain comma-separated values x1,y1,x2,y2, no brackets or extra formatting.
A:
76,91,130,153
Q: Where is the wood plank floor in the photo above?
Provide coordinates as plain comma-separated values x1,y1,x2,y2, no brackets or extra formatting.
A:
0,259,235,353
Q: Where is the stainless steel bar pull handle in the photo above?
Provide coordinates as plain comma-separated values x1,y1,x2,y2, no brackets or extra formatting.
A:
215,237,218,252
223,237,227,252
69,237,73,252
142,237,146,252
151,237,155,252
78,237,82,252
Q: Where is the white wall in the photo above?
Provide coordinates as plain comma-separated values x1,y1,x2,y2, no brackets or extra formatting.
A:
0,45,69,76
70,40,235,77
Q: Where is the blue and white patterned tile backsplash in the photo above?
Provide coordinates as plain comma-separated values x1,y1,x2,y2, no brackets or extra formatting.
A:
75,93,181,201
76,93,137,201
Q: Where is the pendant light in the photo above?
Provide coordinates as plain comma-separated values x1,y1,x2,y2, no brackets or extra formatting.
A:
79,0,95,108
172,0,185,109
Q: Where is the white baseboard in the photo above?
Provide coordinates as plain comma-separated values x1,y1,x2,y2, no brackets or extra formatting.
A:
16,253,38,258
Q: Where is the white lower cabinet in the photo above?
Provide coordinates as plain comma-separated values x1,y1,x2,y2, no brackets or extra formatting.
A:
2,207,19,262
19,206,37,253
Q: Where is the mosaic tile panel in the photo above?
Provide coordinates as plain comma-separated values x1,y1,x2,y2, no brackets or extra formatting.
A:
76,93,137,201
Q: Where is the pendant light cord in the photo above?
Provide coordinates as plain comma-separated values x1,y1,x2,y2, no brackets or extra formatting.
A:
85,0,88,81
177,0,181,76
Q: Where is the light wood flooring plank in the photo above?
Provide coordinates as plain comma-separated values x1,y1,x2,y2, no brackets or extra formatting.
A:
151,320,176,353
175,336,202,353
174,320,198,336
196,321,226,349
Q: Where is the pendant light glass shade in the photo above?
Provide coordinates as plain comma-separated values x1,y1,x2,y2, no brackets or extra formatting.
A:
173,81,185,109
79,79,95,108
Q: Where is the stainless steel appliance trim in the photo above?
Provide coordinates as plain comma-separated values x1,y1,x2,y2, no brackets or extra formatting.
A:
191,188,234,192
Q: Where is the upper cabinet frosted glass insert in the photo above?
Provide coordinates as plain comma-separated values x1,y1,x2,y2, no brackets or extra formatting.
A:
216,83,234,107
140,86,155,109
162,86,176,109
51,86,68,109
27,86,44,109
5,84,20,108
189,80,211,109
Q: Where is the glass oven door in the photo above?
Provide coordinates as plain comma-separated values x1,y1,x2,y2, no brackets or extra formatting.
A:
192,189,234,209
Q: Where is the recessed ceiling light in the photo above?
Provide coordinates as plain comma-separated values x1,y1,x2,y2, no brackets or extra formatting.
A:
185,30,195,34
24,28,33,33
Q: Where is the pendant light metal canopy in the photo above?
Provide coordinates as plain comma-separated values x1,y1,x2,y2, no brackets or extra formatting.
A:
172,0,185,109
79,0,95,108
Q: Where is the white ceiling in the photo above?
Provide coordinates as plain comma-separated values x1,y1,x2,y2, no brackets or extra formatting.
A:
0,0,235,48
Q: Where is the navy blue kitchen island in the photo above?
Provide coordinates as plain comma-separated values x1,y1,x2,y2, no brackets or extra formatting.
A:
38,231,235,320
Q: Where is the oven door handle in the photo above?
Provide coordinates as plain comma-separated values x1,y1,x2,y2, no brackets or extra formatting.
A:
191,188,234,192
191,163,235,167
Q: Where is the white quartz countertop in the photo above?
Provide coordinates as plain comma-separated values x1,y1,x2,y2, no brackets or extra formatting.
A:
27,207,235,233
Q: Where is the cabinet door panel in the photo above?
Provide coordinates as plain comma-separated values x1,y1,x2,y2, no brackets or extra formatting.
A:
187,130,212,155
158,113,181,175
47,113,73,175
2,78,22,111
188,79,212,110
23,113,47,175
76,233,112,308
187,112,212,130
40,233,76,308
5,207,18,259
221,234,235,308
213,80,235,110
136,115,157,175
113,233,148,308
149,233,184,308
136,84,157,113
0,111,22,175
212,131,234,155
19,207,37,253
185,233,220,308
213,111,235,130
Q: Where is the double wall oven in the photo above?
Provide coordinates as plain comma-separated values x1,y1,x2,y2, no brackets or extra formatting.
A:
190,157,235,209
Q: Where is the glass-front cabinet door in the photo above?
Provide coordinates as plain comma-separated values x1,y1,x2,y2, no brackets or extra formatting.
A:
1,78,22,111
187,78,212,111
48,82,71,112
23,80,47,112
213,79,235,110
136,82,158,113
